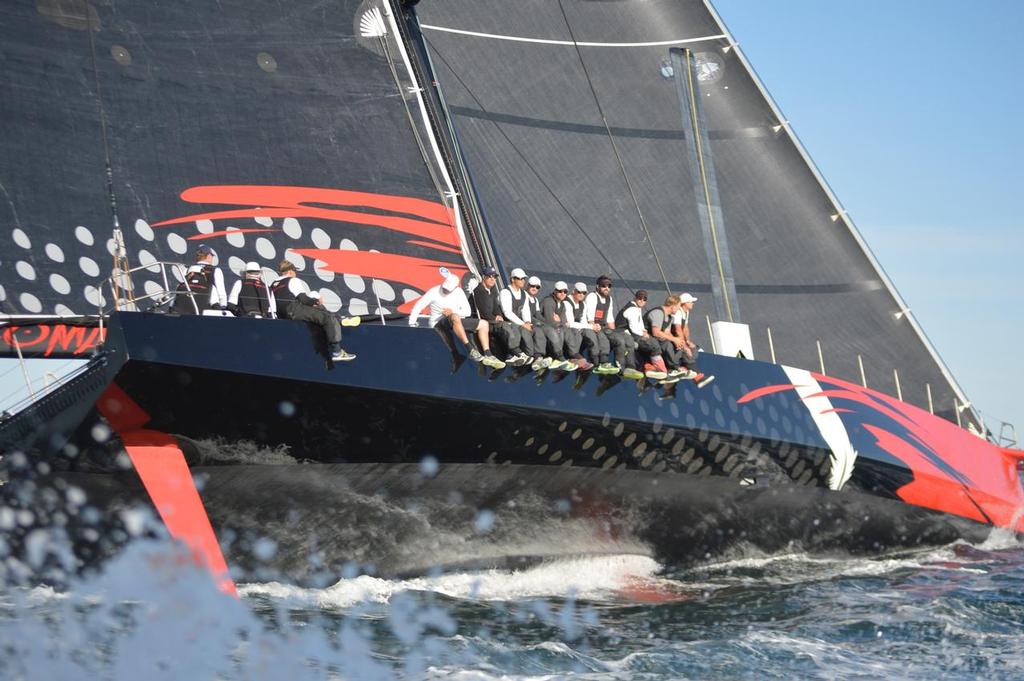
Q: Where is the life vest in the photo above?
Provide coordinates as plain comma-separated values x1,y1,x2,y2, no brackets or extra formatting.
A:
502,286,528,321
472,284,500,321
237,278,271,317
592,293,612,328
645,307,673,335
615,300,640,333
570,299,587,324
173,265,213,314
270,277,295,319
527,295,544,326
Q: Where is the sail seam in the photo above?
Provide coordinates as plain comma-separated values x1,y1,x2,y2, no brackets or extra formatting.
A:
420,24,727,48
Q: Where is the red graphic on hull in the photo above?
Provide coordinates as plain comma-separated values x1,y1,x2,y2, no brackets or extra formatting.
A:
739,373,1024,532
1,324,105,358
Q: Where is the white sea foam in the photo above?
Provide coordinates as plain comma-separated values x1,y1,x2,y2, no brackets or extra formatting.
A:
241,554,664,608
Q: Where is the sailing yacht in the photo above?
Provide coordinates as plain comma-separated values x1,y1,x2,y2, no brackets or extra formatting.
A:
1,0,1020,588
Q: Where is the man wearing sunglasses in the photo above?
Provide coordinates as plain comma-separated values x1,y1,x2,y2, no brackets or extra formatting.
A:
471,265,524,366
527,277,574,371
499,267,537,367
545,281,592,372
616,289,667,380
583,275,641,378
564,282,600,370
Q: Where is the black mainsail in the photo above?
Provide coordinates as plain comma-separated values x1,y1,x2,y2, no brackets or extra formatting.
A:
413,0,977,427
0,0,475,321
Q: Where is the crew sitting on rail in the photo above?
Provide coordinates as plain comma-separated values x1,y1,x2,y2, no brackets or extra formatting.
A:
229,262,273,318
409,272,505,369
527,276,573,371
670,293,704,381
584,276,641,378
270,259,355,363
616,290,666,380
172,243,227,315
564,282,598,371
470,265,523,366
499,268,537,368
643,294,690,380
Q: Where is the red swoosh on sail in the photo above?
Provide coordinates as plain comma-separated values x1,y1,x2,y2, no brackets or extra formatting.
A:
296,248,467,313
152,185,459,249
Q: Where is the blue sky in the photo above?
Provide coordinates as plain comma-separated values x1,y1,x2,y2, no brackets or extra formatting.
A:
714,0,1023,439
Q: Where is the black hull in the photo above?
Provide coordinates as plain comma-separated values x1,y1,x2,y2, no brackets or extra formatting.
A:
60,462,988,583
10,311,1022,583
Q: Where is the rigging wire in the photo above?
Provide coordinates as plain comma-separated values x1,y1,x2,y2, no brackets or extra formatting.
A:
555,0,672,295
377,9,488,269
85,13,132,309
423,37,635,294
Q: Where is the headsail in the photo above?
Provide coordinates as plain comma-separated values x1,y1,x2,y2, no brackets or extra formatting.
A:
0,0,472,319
413,0,977,427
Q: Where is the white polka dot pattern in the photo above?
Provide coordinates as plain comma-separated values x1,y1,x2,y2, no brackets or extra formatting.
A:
45,243,65,262
19,292,42,313
75,226,94,246
134,219,154,241
16,261,36,281
12,228,31,249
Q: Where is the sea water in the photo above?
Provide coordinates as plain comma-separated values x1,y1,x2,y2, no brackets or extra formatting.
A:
3,528,1023,680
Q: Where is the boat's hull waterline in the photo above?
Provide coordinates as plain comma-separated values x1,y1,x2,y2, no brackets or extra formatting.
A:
17,312,1022,583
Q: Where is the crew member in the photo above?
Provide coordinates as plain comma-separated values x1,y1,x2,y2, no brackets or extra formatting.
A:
671,293,703,380
583,275,637,376
409,273,505,369
564,282,598,371
471,265,522,365
530,276,573,371
616,290,664,379
520,276,556,370
644,294,686,378
228,262,273,317
173,244,227,314
499,267,536,368
270,259,355,362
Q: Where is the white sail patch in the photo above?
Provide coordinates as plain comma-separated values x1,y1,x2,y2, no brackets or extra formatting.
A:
781,366,858,491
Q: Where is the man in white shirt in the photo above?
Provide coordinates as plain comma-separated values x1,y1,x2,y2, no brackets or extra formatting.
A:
270,259,355,362
498,267,535,367
173,243,227,314
583,275,638,377
671,293,703,379
564,281,599,370
409,273,505,369
615,290,664,379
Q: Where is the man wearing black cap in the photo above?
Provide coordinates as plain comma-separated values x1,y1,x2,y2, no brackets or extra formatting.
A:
173,243,227,314
269,259,355,362
583,275,640,377
471,265,522,365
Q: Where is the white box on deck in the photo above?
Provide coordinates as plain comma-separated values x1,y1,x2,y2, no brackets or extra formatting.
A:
712,321,753,359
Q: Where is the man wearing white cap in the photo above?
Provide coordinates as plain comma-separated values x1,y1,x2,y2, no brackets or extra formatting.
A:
499,267,535,367
564,281,599,370
409,272,505,369
539,281,582,371
671,293,704,380
228,261,273,317
524,276,570,371
173,243,227,314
